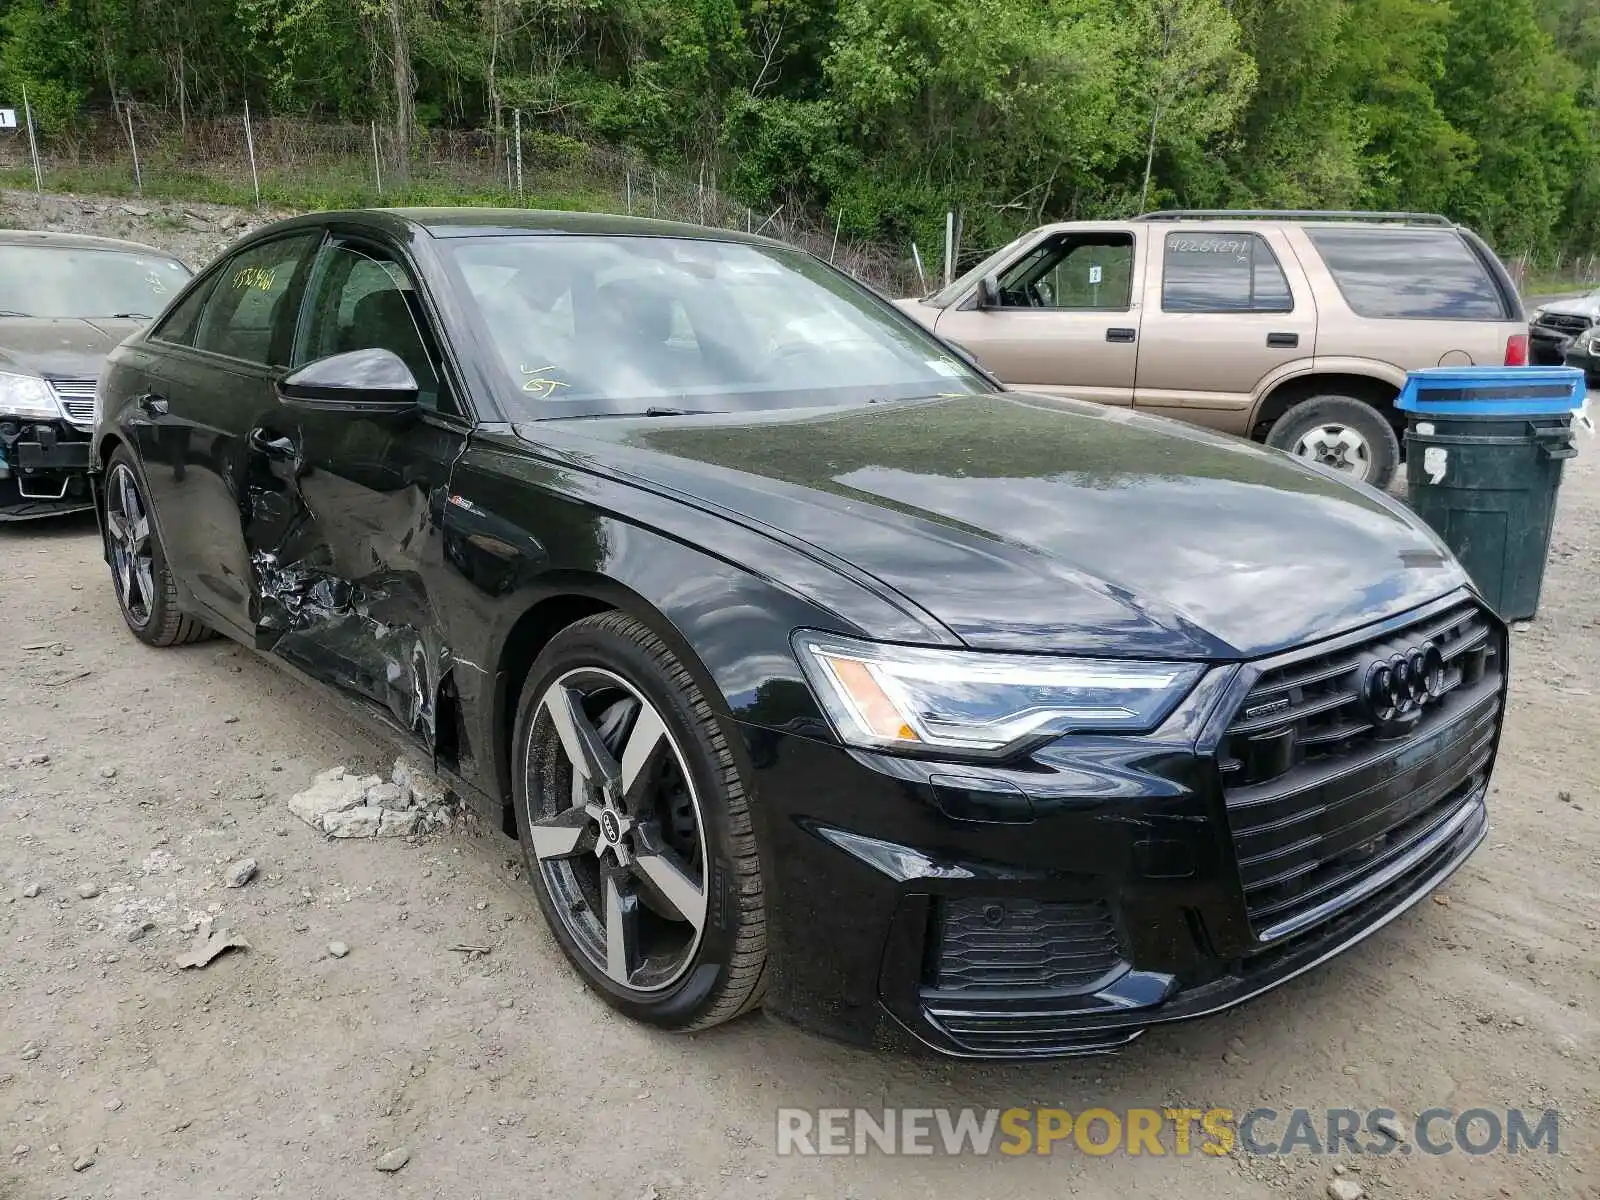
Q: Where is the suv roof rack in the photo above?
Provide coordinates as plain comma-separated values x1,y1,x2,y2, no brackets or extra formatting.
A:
1135,208,1454,226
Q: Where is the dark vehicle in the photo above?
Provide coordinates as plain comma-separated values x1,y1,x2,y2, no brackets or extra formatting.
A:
1558,312,1600,388
1529,289,1600,365
93,209,1505,1059
0,231,192,519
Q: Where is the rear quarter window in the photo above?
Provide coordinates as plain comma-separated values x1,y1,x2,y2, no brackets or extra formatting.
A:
1305,227,1509,321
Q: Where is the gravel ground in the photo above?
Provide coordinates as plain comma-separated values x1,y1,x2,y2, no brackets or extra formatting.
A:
0,190,1597,1199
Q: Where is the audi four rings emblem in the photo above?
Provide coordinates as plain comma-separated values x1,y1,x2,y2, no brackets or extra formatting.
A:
1360,642,1448,727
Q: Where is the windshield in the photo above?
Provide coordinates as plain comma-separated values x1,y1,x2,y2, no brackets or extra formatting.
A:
445,234,990,418
0,245,191,319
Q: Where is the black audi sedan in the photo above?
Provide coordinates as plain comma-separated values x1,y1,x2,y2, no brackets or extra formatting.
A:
93,209,1505,1058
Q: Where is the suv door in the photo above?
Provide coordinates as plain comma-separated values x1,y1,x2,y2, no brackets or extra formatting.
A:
244,232,474,745
133,232,321,636
1133,228,1316,426
932,229,1144,405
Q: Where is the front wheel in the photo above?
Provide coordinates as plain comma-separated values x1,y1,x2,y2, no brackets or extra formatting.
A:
511,612,768,1030
1264,395,1401,489
103,449,213,647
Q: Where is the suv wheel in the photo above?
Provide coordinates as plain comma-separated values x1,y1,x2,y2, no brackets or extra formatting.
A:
511,612,768,1030
1265,395,1401,489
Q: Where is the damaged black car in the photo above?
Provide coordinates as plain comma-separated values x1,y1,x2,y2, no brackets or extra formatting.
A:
93,210,1504,1058
0,230,192,519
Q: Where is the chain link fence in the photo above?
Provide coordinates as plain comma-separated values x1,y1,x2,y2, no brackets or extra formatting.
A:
0,106,922,295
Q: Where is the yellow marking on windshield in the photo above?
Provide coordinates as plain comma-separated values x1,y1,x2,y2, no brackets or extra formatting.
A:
520,363,570,400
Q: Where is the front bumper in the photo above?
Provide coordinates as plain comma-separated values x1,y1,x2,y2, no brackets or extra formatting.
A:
741,593,1504,1059
1563,346,1599,388
1530,327,1576,366
0,417,94,520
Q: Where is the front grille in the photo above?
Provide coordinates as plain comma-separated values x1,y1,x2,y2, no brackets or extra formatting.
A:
1535,312,1593,336
1220,600,1503,942
46,377,98,429
928,899,1123,994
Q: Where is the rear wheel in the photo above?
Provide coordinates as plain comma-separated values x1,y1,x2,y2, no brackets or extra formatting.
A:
103,450,212,647
511,612,767,1030
1265,394,1401,489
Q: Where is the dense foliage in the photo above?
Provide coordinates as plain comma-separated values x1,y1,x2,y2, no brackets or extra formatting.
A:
1,0,1596,260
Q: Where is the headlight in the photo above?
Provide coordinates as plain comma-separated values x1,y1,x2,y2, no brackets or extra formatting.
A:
0,371,61,420
1576,327,1599,355
793,631,1204,756
1531,308,1546,323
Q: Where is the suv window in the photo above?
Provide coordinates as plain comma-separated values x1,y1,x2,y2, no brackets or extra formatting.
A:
193,235,319,365
296,242,450,412
996,234,1134,311
1162,232,1293,313
1304,227,1508,320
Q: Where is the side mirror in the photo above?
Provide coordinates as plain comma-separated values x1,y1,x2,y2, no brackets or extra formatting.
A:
277,348,419,418
973,274,1001,310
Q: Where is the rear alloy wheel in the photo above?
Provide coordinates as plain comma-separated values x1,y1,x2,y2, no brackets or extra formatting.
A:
103,450,212,647
1265,394,1401,489
512,612,767,1030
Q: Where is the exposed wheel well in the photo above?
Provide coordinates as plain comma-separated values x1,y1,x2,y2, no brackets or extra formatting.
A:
1250,374,1401,442
491,593,616,833
98,434,124,468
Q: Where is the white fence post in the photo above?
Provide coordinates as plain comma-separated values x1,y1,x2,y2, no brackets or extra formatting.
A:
371,121,384,196
21,84,42,193
122,101,143,193
513,108,523,202
243,98,261,207
943,210,955,286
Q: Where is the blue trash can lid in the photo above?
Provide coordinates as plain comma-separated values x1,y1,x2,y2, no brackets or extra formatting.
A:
1397,366,1586,417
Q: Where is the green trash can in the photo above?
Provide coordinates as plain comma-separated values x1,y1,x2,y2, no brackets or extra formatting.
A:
1398,366,1585,622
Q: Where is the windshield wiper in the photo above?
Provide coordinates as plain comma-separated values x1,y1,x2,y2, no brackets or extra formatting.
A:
110,312,153,319
0,309,34,317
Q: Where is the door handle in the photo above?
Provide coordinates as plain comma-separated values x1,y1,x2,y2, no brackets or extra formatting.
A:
137,392,169,417
1267,332,1299,348
1106,328,1137,343
248,429,297,460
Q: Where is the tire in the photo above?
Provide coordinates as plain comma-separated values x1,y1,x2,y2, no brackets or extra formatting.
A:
103,448,214,647
1264,394,1401,489
511,611,767,1030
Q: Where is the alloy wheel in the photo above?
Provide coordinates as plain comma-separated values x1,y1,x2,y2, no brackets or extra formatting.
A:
105,462,156,629
1293,423,1372,477
523,668,709,993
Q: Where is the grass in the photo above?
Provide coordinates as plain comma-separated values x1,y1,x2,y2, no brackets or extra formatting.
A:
1521,271,1599,299
0,161,619,216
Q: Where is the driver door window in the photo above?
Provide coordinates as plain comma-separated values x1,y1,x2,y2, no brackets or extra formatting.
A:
996,235,1134,311
295,242,451,413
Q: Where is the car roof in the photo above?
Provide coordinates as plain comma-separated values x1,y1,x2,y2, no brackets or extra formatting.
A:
0,228,185,257
258,207,781,246
1034,217,1464,235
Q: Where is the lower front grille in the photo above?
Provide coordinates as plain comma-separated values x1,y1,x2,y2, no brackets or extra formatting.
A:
927,898,1124,994
1220,598,1504,942
46,377,98,429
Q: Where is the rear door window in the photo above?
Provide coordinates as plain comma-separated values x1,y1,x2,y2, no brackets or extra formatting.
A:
193,234,320,365
1305,228,1508,320
1162,232,1293,313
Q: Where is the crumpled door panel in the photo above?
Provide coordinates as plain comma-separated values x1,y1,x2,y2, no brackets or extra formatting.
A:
243,415,462,744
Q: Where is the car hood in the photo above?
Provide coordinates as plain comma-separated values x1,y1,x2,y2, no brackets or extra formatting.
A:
0,317,144,378
1536,296,1600,320
524,393,1469,660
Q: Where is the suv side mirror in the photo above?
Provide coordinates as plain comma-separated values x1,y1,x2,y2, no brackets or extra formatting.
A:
973,274,1001,310
278,348,420,419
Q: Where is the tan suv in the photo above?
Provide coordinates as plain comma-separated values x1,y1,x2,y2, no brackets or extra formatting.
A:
896,210,1529,488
